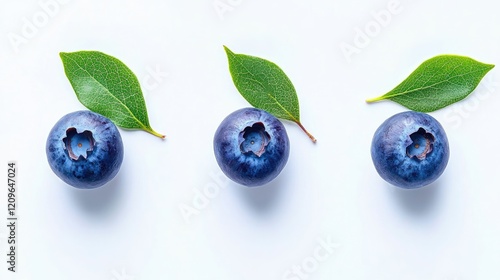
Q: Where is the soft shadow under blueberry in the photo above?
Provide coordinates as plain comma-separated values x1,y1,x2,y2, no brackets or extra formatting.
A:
390,180,442,217
68,174,123,218
236,172,289,215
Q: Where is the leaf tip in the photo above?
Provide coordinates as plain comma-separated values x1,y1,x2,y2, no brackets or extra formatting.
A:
223,45,234,56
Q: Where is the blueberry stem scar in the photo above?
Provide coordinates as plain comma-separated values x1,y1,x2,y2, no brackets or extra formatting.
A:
240,122,271,157
406,127,435,160
63,128,95,160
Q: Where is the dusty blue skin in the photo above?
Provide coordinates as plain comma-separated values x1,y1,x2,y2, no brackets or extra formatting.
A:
371,111,449,189
214,108,290,187
46,111,124,189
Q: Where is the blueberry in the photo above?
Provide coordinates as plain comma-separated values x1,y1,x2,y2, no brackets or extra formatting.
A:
46,110,124,189
371,111,449,189
214,108,290,187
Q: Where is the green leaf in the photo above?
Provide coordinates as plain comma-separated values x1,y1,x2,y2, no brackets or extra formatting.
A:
366,55,495,112
224,46,316,142
60,51,164,139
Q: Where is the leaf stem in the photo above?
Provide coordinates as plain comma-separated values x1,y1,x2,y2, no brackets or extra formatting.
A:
365,96,385,103
296,122,316,143
145,128,166,139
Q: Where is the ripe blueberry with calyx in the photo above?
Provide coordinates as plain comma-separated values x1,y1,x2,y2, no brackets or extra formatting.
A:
371,111,449,189
46,110,124,189
214,108,290,187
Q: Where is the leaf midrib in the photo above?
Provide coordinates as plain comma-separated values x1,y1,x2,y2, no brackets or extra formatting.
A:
384,65,488,99
230,53,299,123
67,54,148,129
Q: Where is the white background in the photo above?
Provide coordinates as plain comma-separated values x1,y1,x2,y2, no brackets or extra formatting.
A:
1,0,500,279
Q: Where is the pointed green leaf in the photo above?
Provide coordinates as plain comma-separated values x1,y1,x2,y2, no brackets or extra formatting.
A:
366,55,495,112
60,51,164,138
224,46,316,142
